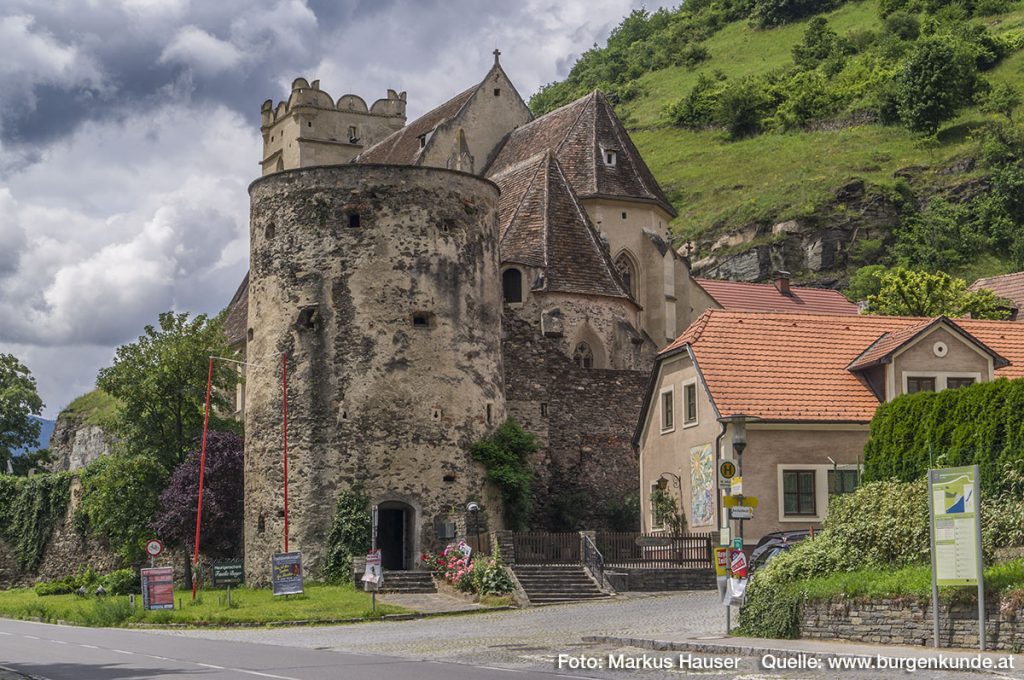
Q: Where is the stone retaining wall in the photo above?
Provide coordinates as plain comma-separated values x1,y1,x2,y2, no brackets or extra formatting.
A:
801,597,1024,650
606,568,715,592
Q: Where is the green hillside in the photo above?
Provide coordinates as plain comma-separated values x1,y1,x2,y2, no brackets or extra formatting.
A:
531,0,1024,285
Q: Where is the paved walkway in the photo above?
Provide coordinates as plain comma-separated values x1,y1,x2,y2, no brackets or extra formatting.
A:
375,591,484,614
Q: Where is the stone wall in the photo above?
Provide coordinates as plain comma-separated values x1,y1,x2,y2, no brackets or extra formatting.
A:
801,597,1024,650
605,568,715,592
502,313,649,529
48,416,110,473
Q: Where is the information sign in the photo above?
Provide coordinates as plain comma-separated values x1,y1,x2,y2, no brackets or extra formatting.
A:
271,552,304,596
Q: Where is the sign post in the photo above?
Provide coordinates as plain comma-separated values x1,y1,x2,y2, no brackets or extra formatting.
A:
928,465,984,650
717,460,736,490
362,549,383,611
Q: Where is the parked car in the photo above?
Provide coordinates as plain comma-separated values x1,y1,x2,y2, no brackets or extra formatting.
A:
748,530,811,575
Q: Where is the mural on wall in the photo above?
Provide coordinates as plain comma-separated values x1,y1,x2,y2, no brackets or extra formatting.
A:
690,444,714,527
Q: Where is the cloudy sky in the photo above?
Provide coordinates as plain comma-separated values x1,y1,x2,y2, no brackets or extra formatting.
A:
0,0,664,418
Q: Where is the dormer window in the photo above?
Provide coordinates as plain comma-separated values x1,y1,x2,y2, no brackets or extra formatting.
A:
602,148,618,166
418,134,427,148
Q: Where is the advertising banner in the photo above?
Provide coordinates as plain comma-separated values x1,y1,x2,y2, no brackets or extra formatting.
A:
140,567,174,610
211,560,245,587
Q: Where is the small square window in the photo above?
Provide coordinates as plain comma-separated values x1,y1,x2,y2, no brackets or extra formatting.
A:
907,376,935,394
347,212,361,228
540,402,549,417
783,470,816,516
412,312,433,328
494,88,501,96
603,149,617,166
621,212,627,220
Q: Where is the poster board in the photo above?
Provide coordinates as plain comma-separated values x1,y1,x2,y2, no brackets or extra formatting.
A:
930,466,980,586
271,552,304,596
140,567,174,610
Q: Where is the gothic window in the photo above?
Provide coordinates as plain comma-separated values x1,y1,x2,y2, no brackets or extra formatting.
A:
614,252,637,298
502,268,523,304
573,342,594,369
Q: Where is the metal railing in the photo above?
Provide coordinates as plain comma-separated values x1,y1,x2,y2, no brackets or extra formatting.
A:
512,531,581,564
596,531,714,569
582,534,605,588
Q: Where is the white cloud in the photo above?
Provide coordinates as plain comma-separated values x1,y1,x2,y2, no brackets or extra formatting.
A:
160,26,246,75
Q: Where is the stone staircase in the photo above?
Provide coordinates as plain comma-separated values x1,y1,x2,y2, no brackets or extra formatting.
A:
381,570,437,594
512,565,609,605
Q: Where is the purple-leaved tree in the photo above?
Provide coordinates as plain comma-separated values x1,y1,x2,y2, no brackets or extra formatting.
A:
152,431,244,558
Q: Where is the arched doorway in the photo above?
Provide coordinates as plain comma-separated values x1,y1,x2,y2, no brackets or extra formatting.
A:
377,500,415,570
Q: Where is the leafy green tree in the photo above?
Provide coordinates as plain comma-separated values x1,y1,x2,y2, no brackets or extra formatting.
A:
895,36,977,134
866,267,1010,319
0,354,44,475
753,0,843,27
980,82,1021,121
76,450,170,563
882,11,920,40
97,311,238,470
792,18,842,69
666,72,722,128
716,77,770,139
892,198,987,271
845,264,888,303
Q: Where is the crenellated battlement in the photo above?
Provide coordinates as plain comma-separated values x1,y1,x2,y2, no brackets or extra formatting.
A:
260,78,407,128
260,78,408,175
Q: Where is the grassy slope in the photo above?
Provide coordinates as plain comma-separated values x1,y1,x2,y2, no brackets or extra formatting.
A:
60,389,119,429
0,584,406,626
616,0,1024,258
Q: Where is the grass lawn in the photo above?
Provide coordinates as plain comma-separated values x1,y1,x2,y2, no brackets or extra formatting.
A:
0,584,408,627
793,559,1024,604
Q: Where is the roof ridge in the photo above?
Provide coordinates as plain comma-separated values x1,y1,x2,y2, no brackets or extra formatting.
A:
553,91,596,160
694,277,842,292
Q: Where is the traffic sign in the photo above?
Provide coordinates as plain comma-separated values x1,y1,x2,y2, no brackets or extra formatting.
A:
718,460,736,489
730,506,753,520
732,538,743,551
145,539,164,558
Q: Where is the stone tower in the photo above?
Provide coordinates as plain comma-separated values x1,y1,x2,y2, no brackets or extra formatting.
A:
260,78,407,176
244,164,506,581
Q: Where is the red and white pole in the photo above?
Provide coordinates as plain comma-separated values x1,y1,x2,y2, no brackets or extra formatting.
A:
192,356,213,600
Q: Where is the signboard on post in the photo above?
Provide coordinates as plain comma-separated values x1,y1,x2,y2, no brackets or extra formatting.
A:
140,567,174,610
928,465,985,650
271,552,304,596
211,560,245,587
718,460,737,490
714,547,730,577
730,506,753,520
362,549,383,591
730,548,749,578
730,476,743,495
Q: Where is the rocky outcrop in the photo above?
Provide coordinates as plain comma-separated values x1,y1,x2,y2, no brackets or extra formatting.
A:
48,414,111,473
692,179,901,285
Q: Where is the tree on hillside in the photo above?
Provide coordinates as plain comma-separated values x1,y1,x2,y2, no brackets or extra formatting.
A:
980,82,1022,121
97,311,239,470
152,431,244,558
896,36,978,134
866,268,1010,319
0,354,44,475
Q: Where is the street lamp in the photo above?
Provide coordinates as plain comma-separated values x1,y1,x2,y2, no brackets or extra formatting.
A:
717,414,760,545
466,502,481,553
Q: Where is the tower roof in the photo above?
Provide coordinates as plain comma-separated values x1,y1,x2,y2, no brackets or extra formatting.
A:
493,151,632,300
486,91,676,217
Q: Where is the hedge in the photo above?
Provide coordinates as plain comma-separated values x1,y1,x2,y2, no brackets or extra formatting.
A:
864,378,1024,494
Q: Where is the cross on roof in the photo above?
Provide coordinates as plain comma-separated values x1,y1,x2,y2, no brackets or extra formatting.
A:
493,48,501,64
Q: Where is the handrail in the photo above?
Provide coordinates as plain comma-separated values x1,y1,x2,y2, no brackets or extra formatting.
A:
582,534,605,590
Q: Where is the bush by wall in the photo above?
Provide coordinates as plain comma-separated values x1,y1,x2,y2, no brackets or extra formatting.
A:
471,419,538,531
864,378,1024,494
321,483,372,584
0,472,72,571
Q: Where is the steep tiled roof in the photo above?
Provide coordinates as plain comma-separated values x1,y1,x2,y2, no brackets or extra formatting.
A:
493,152,631,300
971,271,1024,309
658,311,1024,423
694,278,858,315
356,85,476,165
223,272,249,348
486,91,675,216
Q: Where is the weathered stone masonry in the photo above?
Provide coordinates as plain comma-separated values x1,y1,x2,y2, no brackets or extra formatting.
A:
245,164,506,582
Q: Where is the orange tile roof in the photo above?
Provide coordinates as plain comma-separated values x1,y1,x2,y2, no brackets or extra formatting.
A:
971,271,1024,309
694,278,859,315
659,310,1024,423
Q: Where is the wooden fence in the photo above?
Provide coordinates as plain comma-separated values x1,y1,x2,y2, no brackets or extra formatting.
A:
596,531,714,569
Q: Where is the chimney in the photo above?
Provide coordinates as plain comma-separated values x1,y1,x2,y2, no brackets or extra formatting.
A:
773,270,792,295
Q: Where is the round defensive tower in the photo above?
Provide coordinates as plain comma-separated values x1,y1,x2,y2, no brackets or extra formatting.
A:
244,164,506,582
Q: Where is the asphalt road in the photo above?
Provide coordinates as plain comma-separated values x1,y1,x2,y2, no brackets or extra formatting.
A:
0,618,594,680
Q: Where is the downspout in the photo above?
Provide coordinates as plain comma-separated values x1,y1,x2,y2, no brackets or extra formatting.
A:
714,420,727,535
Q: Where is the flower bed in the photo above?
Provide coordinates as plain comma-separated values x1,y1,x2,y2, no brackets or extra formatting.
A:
423,543,514,596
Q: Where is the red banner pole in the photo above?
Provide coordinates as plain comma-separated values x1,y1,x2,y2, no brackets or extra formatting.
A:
282,353,289,553
192,356,214,600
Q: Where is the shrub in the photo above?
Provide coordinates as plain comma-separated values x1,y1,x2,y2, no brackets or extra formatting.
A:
321,483,372,584
424,544,475,592
883,11,920,40
470,419,538,531
753,0,845,28
895,36,978,134
102,569,140,596
666,72,723,128
716,77,770,139
34,566,100,597
792,18,844,70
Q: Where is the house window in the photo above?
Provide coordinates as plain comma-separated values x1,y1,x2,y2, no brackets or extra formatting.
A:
660,388,674,432
683,382,698,426
603,149,617,166
614,252,636,298
828,469,859,496
651,480,668,528
907,376,936,394
783,470,816,516
947,377,975,389
574,342,594,369
494,88,501,96
502,268,523,303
